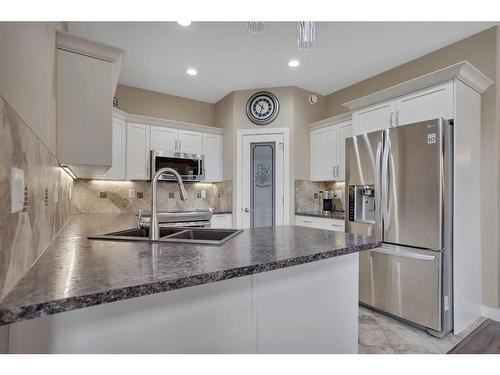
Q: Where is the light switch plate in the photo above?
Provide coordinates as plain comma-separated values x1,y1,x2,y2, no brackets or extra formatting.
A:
10,167,25,213
201,190,207,199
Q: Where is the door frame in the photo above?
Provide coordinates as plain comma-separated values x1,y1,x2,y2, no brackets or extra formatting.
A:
235,128,290,228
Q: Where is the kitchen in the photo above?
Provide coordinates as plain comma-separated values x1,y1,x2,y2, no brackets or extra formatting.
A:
1,11,500,362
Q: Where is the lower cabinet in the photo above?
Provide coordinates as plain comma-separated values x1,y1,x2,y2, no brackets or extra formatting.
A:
295,215,345,232
210,214,232,228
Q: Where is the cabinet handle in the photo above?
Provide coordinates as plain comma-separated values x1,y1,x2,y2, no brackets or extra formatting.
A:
336,165,339,177
331,223,343,227
333,165,336,178
390,112,394,127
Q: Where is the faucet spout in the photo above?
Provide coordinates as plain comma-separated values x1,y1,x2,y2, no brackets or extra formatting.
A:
150,167,188,240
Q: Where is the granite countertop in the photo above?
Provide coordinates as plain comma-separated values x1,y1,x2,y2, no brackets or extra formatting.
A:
0,214,379,326
296,211,346,220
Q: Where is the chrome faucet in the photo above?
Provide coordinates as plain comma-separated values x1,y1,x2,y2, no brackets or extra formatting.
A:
150,167,188,240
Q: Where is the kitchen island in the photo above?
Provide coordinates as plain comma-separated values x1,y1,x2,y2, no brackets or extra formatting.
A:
0,214,380,353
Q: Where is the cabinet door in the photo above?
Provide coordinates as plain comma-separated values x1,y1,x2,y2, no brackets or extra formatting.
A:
150,126,177,151
203,133,223,182
101,117,126,179
352,99,395,136
178,130,203,154
337,122,352,181
395,81,454,126
126,122,151,180
310,126,337,181
211,214,232,229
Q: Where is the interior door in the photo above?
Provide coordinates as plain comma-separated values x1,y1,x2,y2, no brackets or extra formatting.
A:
241,134,284,229
383,120,443,250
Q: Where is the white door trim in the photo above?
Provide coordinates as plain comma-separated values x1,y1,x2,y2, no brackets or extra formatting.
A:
235,128,290,229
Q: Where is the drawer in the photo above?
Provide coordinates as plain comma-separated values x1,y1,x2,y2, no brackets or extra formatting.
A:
295,215,345,232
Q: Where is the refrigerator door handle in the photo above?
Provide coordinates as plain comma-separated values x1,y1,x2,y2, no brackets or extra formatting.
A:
375,141,383,239
381,136,390,228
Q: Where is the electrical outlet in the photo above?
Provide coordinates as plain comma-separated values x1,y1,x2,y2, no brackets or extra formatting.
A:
44,188,49,206
169,192,175,199
136,192,144,199
197,192,202,199
100,191,107,199
128,189,135,199
200,190,207,199
217,192,221,198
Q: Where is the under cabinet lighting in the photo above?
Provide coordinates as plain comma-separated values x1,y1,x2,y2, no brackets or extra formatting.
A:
177,21,191,27
186,68,198,76
288,59,300,68
60,164,76,179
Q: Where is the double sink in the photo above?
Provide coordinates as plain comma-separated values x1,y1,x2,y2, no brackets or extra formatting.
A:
88,227,242,245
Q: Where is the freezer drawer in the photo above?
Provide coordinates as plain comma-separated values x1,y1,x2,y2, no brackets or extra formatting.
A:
359,245,442,331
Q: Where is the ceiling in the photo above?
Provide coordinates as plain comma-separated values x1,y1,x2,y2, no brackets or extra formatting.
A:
68,22,496,103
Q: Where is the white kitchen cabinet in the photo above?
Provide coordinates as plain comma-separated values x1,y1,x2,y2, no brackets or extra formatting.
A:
395,81,454,126
178,129,203,154
352,99,395,136
203,133,223,182
310,117,351,182
311,126,337,181
150,126,177,151
126,122,151,180
55,32,124,178
295,215,345,232
100,116,126,180
210,214,232,229
337,122,352,181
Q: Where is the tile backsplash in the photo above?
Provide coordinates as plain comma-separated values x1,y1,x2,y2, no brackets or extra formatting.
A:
72,179,232,213
0,97,73,298
295,179,345,213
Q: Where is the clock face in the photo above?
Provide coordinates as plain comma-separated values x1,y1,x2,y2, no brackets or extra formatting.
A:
246,91,280,125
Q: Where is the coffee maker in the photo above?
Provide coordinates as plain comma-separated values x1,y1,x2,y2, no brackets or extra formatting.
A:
319,191,335,213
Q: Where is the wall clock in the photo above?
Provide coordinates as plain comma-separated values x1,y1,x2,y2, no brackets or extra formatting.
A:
246,91,280,125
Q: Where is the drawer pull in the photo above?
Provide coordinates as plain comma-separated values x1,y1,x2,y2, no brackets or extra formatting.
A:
302,220,313,223
331,224,343,227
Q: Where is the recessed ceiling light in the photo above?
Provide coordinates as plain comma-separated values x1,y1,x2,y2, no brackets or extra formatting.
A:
186,68,198,76
177,21,192,27
288,59,300,68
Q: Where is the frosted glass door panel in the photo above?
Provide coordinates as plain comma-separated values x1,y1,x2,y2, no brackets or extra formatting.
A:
251,143,275,228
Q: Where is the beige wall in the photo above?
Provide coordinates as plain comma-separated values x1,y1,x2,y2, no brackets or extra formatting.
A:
115,84,216,127
215,86,325,220
0,22,67,153
324,26,499,309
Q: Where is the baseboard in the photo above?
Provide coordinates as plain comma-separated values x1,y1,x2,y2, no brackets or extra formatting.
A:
481,305,500,321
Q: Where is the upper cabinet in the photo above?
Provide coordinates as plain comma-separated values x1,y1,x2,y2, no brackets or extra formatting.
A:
126,122,151,180
203,133,223,182
150,126,177,151
99,115,126,180
395,82,454,126
351,100,395,136
310,115,352,182
55,31,124,178
178,130,203,154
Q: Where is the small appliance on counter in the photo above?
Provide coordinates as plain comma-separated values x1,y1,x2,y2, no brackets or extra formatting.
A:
150,150,204,182
318,190,334,213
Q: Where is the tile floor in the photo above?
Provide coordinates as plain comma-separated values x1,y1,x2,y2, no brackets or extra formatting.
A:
358,306,487,354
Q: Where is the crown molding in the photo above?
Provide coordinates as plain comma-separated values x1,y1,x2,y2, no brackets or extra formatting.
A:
343,61,494,111
309,111,352,130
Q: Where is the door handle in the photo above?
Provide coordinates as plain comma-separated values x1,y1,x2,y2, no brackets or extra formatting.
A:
244,208,250,213
374,141,383,240
381,137,390,229
370,248,436,261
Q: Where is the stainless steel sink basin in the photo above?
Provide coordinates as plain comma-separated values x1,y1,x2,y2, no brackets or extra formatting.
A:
88,228,242,245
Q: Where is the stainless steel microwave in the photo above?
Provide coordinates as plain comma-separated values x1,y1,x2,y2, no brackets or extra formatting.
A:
150,150,204,182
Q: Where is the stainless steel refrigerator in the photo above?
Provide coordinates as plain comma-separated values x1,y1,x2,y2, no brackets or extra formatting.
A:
345,118,453,337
